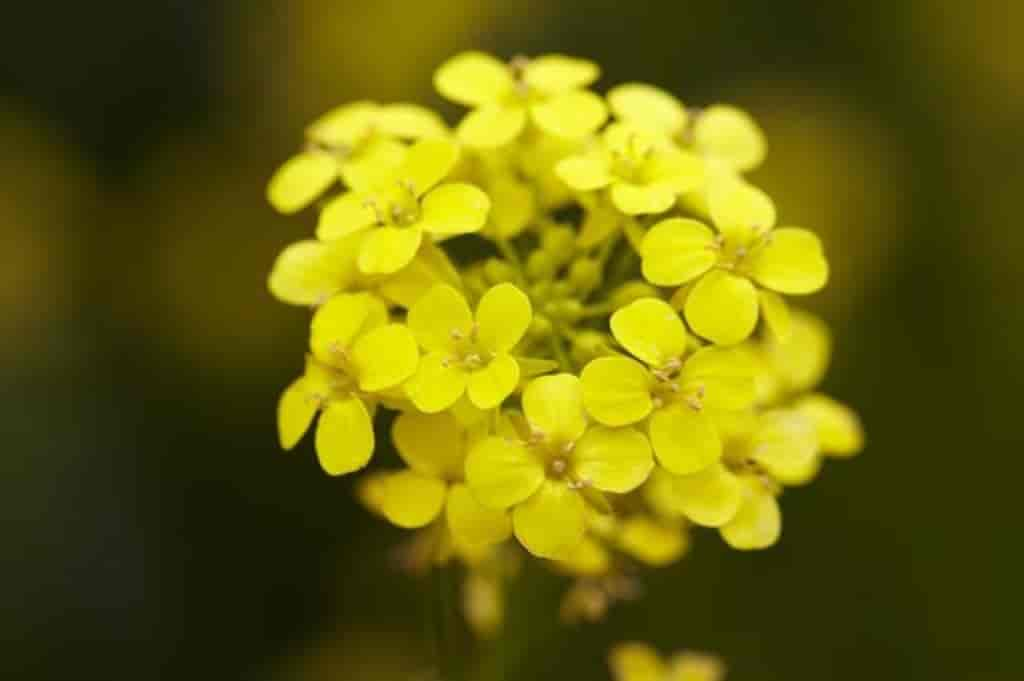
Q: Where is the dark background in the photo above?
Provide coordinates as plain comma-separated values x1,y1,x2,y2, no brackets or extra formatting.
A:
2,1,1020,679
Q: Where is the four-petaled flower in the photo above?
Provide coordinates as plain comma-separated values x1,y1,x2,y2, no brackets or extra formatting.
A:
435,51,608,148
317,138,491,275
358,409,512,553
465,374,653,558
267,101,448,214
641,177,829,344
581,298,756,474
277,293,418,475
556,122,704,215
405,282,533,412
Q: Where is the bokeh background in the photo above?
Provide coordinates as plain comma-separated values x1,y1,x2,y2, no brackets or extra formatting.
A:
2,1,1020,679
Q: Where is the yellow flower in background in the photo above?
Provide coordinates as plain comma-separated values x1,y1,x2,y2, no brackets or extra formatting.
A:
317,137,491,274
581,298,756,474
465,374,653,558
435,51,608,148
642,177,829,344
556,122,704,215
405,282,532,412
607,83,689,139
267,101,448,214
610,642,726,681
277,293,418,475
358,409,512,553
691,105,766,173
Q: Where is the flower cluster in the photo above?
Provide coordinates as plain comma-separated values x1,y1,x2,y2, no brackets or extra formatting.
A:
268,51,862,629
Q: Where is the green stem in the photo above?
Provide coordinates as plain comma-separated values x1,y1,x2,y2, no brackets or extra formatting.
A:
494,237,528,288
433,565,464,681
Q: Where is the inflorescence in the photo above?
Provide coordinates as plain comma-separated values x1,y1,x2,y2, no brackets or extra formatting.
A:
267,51,863,632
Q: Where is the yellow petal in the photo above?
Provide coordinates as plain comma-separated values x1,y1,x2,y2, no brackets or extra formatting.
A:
751,411,819,484
794,394,864,458
720,480,781,550
339,137,407,193
610,182,677,215
617,516,688,566
467,354,520,409
372,470,448,529
376,240,463,308
684,270,759,345
555,156,614,191
610,297,688,367
487,176,535,238
465,436,545,509
609,642,667,681
530,90,608,140
446,483,512,548
267,152,336,214
648,403,721,475
419,182,491,235
475,283,532,353
679,346,758,410
404,351,467,413
580,356,654,427
399,138,460,197
555,536,611,577
392,410,465,479
316,191,379,241
277,378,317,450
512,481,585,558
267,238,358,306
608,83,687,136
407,283,473,352
572,426,653,493
375,103,449,139
522,373,587,443
357,225,423,275
457,106,527,149
434,51,512,107
350,323,419,392
748,228,829,294
766,307,832,393
694,104,766,172
315,397,374,475
758,289,792,342
523,54,600,94
640,218,717,286
657,463,743,527
310,292,388,364
708,177,776,239
306,101,378,147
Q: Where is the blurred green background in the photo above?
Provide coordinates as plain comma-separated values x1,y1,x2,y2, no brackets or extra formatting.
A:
2,1,1020,679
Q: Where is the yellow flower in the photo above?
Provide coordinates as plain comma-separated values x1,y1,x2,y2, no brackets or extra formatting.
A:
434,51,608,148
276,293,418,475
465,374,653,558
642,177,829,344
556,122,704,215
609,642,726,681
405,282,533,412
581,298,756,474
357,409,512,552
266,101,448,214
317,138,491,275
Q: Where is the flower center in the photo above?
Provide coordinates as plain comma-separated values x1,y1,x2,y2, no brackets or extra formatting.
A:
649,358,705,411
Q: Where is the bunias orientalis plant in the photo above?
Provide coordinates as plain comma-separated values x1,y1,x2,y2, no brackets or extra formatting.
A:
267,51,863,675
